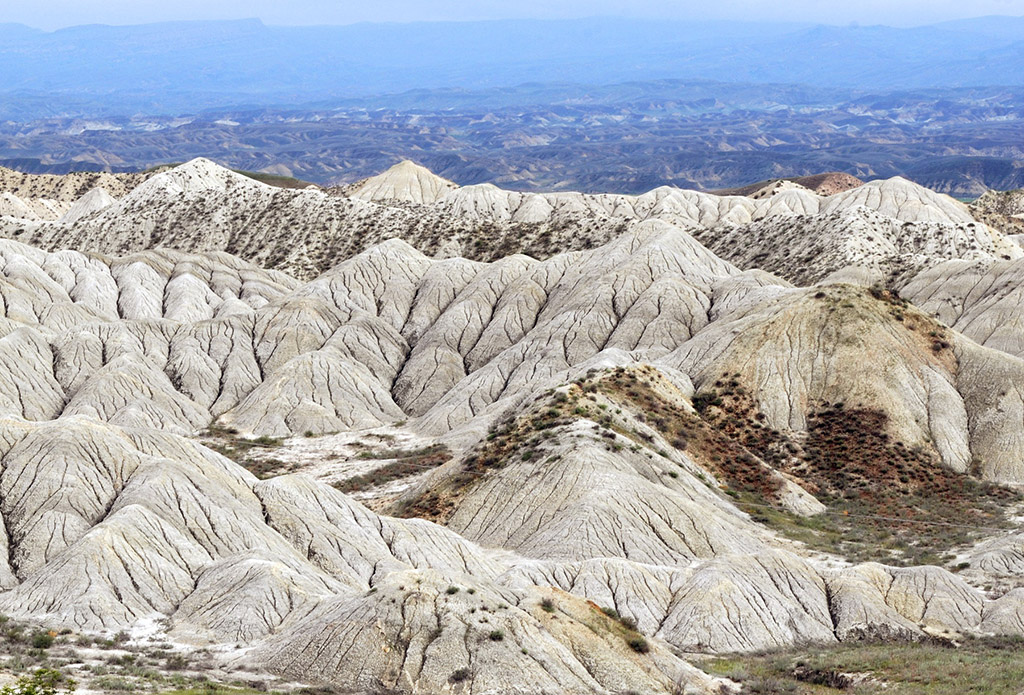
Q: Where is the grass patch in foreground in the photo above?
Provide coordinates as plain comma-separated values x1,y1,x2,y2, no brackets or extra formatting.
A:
160,688,343,695
158,688,265,695
699,635,1024,694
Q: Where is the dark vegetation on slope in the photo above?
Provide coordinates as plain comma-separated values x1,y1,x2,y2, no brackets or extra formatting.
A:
391,372,662,521
612,366,1020,566
392,399,575,522
429,379,1012,568
393,351,1020,566
333,444,451,493
199,426,295,480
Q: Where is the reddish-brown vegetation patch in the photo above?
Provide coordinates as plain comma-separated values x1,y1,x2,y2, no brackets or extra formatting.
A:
393,400,574,521
784,405,1019,562
597,367,1020,565
392,363,1020,565
599,368,785,499
333,444,451,493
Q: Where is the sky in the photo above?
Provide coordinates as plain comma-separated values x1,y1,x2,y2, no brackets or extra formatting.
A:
4,0,1024,30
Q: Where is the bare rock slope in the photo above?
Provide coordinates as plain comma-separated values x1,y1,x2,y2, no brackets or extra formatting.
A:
0,162,1023,692
349,160,459,204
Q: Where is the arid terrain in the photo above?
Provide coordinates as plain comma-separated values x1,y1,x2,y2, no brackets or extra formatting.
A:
3,81,1024,199
0,157,1021,693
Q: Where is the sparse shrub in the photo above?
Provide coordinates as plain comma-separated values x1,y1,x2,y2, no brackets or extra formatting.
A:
450,668,471,683
692,390,723,414
488,630,505,641
163,654,189,671
446,586,460,595
540,598,555,613
86,676,132,691
791,665,853,689
0,669,76,695
627,636,650,653
31,632,54,650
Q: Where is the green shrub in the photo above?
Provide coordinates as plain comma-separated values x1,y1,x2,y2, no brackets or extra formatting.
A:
488,630,505,641
692,390,723,414
627,636,650,653
164,654,189,671
0,669,76,695
31,632,54,649
86,676,131,691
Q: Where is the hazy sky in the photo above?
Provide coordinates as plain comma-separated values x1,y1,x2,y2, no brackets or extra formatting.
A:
6,0,1024,30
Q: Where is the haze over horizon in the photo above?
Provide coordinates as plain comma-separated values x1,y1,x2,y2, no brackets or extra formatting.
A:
5,0,1024,31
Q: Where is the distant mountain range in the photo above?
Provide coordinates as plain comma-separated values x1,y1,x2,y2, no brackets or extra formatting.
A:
2,80,1021,196
1,16,1024,118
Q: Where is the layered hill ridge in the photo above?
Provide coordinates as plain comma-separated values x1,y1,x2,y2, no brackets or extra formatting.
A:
714,172,865,198
0,160,1023,692
0,159,1014,287
0,165,149,202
